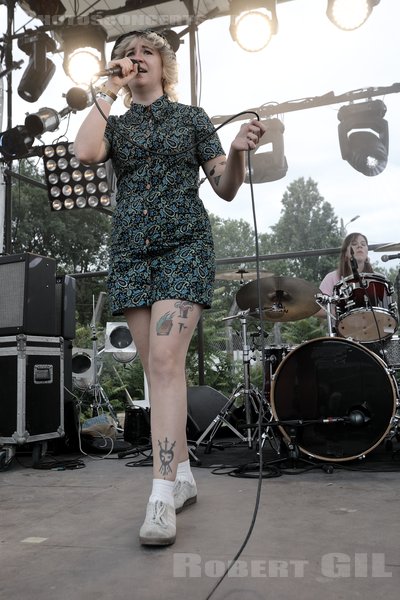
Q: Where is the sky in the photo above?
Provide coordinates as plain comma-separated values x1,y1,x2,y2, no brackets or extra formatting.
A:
2,0,400,268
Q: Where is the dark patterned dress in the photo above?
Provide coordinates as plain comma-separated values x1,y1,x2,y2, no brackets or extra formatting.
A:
104,94,225,315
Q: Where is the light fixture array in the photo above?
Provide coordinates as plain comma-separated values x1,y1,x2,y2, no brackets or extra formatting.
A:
43,142,112,212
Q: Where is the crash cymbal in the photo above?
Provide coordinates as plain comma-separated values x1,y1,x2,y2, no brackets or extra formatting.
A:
375,243,400,252
236,276,320,322
215,269,274,281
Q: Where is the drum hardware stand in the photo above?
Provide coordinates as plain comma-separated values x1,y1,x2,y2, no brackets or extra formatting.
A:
76,294,122,430
315,292,336,337
191,311,263,456
258,419,337,473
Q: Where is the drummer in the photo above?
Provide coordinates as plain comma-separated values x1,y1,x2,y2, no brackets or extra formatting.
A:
316,232,374,319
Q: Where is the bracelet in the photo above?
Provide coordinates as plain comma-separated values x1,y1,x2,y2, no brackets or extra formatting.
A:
99,87,118,101
96,92,115,105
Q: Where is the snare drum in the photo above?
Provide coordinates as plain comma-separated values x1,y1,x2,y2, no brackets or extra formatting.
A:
270,337,397,462
334,273,398,343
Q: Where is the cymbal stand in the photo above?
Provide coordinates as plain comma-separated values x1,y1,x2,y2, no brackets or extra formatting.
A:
192,311,263,454
315,292,336,336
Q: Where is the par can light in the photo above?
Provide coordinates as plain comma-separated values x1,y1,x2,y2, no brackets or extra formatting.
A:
43,142,112,212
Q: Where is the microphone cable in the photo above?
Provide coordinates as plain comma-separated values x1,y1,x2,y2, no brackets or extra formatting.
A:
89,85,271,600
89,81,261,162
203,155,271,600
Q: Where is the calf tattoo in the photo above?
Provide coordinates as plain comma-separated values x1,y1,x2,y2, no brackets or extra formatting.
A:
158,437,176,477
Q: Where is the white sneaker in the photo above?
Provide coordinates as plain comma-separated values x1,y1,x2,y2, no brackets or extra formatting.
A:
139,500,176,546
173,478,197,514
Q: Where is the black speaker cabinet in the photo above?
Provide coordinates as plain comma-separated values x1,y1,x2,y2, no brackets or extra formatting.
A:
55,275,76,340
187,386,228,437
0,253,57,336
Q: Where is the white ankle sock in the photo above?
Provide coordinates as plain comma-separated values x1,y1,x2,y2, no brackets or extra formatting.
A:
149,479,175,507
176,459,195,483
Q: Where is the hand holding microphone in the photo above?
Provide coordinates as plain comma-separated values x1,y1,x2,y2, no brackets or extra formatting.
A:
96,58,144,77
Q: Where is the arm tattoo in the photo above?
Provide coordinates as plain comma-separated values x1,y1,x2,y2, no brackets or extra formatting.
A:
158,437,176,477
209,160,226,187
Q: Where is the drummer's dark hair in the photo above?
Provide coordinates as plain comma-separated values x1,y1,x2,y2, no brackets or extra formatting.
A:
338,232,373,277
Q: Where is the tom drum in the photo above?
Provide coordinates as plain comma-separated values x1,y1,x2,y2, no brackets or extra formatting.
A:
333,273,398,343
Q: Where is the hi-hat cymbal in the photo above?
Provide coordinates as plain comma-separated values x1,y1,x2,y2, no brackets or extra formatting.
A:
236,276,320,322
215,269,274,281
375,242,400,252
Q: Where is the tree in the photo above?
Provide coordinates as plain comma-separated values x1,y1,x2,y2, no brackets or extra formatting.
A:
259,177,342,285
209,213,256,260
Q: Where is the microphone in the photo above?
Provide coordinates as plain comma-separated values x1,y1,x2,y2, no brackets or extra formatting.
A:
381,253,400,262
349,247,361,283
96,58,142,77
322,411,370,426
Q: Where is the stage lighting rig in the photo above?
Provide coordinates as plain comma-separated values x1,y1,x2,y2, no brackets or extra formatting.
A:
326,0,380,31
42,141,113,212
337,99,388,177
24,106,72,137
0,125,34,159
60,24,107,85
17,31,57,102
229,0,278,52
245,118,288,183
104,322,137,364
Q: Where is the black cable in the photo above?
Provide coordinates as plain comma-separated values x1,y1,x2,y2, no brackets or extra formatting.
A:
204,152,269,600
90,82,260,160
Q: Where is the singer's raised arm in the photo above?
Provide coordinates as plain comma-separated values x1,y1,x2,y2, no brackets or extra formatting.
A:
74,58,138,164
203,119,266,202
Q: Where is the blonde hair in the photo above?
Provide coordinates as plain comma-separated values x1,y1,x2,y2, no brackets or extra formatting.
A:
111,30,178,106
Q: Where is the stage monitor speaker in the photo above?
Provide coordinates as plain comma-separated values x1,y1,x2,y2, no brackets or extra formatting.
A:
0,253,56,336
187,386,228,437
55,275,76,340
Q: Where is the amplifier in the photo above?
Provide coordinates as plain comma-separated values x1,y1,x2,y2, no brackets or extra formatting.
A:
0,253,56,336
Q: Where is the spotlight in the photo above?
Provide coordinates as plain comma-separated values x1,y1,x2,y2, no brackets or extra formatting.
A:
0,126,34,159
326,0,380,31
65,86,96,111
42,141,113,212
338,99,388,177
60,24,107,85
104,322,137,364
245,118,288,183
230,0,278,52
25,107,61,137
72,348,96,390
17,31,57,102
19,0,66,18
162,30,182,53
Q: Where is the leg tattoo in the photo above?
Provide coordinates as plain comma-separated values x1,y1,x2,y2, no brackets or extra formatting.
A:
158,437,176,477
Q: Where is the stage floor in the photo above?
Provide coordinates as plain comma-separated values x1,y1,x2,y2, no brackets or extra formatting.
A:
1,434,400,600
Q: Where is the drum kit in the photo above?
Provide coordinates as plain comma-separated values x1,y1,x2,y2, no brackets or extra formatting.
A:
195,262,400,465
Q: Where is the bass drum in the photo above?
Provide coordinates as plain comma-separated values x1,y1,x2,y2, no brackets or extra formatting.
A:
270,337,397,462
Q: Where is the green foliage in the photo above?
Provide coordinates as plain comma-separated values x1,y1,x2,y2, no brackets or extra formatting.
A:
281,317,326,346
209,213,256,260
259,177,342,285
